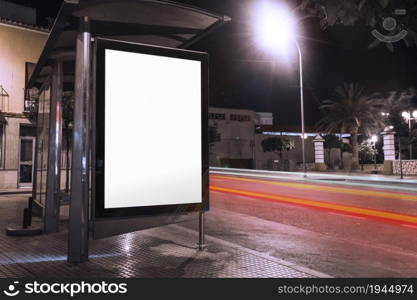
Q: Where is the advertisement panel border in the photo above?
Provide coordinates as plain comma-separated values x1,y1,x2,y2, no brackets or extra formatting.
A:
94,38,209,220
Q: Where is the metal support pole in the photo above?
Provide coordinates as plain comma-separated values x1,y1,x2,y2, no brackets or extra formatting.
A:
409,119,413,160
398,132,403,179
251,140,256,169
198,211,205,251
65,131,70,193
296,42,306,177
68,16,91,263
44,59,63,233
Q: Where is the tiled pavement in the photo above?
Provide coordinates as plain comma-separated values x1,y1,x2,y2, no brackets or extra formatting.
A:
0,194,323,278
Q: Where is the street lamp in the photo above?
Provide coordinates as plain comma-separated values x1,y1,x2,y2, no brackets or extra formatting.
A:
254,1,307,176
401,110,417,159
370,135,378,171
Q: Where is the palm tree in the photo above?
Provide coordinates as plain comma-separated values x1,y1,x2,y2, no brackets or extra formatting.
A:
383,88,416,133
383,88,417,158
317,83,384,169
261,137,295,170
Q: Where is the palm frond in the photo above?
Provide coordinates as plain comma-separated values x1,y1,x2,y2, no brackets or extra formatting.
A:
316,82,386,136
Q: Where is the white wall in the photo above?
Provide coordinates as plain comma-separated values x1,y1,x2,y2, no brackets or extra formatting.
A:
0,23,47,189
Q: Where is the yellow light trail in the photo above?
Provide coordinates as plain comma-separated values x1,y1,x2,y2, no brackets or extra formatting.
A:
210,185,417,226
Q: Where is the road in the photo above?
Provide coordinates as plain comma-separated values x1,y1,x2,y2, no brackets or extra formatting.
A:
181,171,417,277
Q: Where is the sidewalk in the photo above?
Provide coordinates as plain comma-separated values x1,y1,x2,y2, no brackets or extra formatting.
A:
301,170,417,182
0,195,328,278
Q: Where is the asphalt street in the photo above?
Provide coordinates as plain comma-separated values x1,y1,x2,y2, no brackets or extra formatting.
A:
180,171,417,277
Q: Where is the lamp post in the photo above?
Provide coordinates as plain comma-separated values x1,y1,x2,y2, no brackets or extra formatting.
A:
254,1,306,176
371,135,378,171
401,110,417,159
296,42,306,176
398,132,404,179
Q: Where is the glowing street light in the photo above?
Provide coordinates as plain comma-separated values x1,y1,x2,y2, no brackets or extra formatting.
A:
254,1,307,176
254,1,297,56
402,110,417,121
402,111,411,120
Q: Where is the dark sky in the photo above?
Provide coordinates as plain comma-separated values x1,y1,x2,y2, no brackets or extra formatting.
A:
9,0,417,128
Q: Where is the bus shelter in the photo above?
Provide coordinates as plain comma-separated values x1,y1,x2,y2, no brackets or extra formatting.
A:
27,0,230,262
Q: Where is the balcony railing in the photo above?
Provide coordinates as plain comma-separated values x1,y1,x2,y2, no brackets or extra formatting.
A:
0,85,9,112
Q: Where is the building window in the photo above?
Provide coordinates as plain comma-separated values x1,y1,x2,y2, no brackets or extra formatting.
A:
230,114,251,122
25,62,36,85
19,124,36,137
24,62,37,112
209,125,221,143
209,113,226,120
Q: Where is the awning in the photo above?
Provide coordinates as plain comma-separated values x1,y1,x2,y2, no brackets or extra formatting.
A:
28,0,230,89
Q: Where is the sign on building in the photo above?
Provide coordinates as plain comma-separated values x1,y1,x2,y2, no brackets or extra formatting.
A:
255,112,273,125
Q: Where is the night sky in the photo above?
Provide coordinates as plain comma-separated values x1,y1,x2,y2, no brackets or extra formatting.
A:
8,0,417,128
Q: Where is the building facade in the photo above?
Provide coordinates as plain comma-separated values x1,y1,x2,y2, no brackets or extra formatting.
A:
0,8,48,189
209,107,256,168
209,107,316,170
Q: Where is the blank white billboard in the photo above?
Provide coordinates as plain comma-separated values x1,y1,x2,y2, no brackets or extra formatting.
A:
104,49,202,209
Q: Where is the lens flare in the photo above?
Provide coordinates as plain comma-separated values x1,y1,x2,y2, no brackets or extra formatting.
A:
254,1,297,56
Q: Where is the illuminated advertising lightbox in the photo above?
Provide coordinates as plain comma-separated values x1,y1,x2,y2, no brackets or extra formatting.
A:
94,39,209,219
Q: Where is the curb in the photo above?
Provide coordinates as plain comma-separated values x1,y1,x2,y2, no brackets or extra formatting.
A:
210,167,417,184
210,169,417,193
